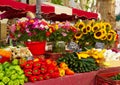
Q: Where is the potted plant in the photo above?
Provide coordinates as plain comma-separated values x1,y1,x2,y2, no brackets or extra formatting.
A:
48,21,77,53
9,18,50,55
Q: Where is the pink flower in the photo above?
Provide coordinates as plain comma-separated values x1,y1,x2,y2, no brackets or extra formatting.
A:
61,32,67,36
9,24,16,33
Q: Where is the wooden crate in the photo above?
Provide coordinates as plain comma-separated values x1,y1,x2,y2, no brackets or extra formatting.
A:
0,23,7,40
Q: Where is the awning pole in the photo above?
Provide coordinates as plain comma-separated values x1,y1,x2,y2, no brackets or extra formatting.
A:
36,0,42,19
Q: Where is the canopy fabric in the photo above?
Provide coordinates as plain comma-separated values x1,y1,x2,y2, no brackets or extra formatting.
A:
0,0,98,20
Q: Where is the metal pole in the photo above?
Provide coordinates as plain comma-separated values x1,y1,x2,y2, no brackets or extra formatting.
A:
36,0,42,19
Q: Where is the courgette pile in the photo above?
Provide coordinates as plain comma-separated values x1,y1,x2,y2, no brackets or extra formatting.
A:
57,53,99,73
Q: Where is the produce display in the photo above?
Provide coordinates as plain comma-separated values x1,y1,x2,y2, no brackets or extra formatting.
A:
57,52,100,73
0,59,27,85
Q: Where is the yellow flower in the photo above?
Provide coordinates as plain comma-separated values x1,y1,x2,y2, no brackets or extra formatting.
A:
101,35,107,40
55,24,59,30
100,29,107,35
94,30,103,39
92,24,99,32
77,21,85,29
105,22,112,29
74,32,83,39
82,27,88,34
108,29,116,35
86,25,91,32
88,19,95,27
107,33,113,41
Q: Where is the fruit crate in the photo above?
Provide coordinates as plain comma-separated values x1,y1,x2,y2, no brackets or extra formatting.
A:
95,67,120,85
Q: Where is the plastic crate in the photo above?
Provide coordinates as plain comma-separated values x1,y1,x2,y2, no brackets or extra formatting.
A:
95,67,120,85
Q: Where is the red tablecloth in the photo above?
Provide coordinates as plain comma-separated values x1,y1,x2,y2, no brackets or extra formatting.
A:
25,70,99,85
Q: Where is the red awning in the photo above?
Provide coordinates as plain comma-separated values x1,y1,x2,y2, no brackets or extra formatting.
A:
0,0,98,20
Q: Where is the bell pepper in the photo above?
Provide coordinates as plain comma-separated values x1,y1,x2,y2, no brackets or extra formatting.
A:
24,77,28,83
33,61,41,68
0,82,4,85
19,79,24,85
59,62,68,70
65,69,75,75
12,59,19,65
0,73,4,80
2,76,10,84
10,74,17,80
24,69,32,77
13,79,19,85
40,65,47,74
59,68,65,77
24,61,32,69
32,68,40,75
17,74,25,80
3,62,11,68
29,76,38,82
44,73,51,80
51,72,60,78
8,80,14,85
37,75,44,81
0,64,3,72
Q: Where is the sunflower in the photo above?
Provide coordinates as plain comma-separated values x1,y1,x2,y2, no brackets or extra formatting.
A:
92,24,99,32
86,25,91,32
77,21,85,29
101,35,107,40
74,32,83,39
82,27,88,34
107,33,113,41
94,30,103,39
88,19,95,27
105,22,112,29
108,29,116,35
100,29,107,34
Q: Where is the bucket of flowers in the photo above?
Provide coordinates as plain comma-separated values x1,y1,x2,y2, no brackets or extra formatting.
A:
9,18,50,55
73,20,117,51
46,21,77,60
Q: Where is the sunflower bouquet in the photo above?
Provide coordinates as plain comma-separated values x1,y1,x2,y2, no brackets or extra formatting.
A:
73,20,117,50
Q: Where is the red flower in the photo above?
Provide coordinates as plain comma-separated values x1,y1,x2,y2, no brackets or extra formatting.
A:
46,31,51,37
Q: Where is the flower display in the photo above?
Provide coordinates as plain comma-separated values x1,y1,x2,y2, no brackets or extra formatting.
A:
73,20,117,50
9,18,49,42
48,21,77,42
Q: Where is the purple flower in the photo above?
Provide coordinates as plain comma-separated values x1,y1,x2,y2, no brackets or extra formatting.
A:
28,32,32,36
25,28,30,33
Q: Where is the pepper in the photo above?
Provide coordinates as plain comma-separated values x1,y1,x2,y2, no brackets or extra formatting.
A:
13,79,19,85
19,79,24,85
59,62,68,70
8,80,14,85
37,75,44,81
2,76,10,84
51,72,60,78
17,74,25,80
0,73,4,80
0,82,4,85
32,68,40,75
0,64,3,72
65,69,75,75
40,65,47,74
24,61,32,69
44,73,51,80
59,68,65,77
24,69,32,77
29,76,38,82
12,59,19,65
10,74,17,80
33,61,41,68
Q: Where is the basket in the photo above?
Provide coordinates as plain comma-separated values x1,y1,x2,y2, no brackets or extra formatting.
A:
95,67,120,85
25,41,46,56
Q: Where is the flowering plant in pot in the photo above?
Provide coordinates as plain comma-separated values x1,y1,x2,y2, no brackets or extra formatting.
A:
48,21,77,53
9,18,50,55
73,20,117,51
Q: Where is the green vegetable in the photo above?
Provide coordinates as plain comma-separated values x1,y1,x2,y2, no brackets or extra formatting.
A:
3,62,11,68
0,82,4,85
2,77,10,84
19,79,24,85
13,79,19,85
17,74,25,79
0,64,3,72
24,77,28,83
8,81,14,85
12,59,19,65
0,73,4,80
10,74,17,80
